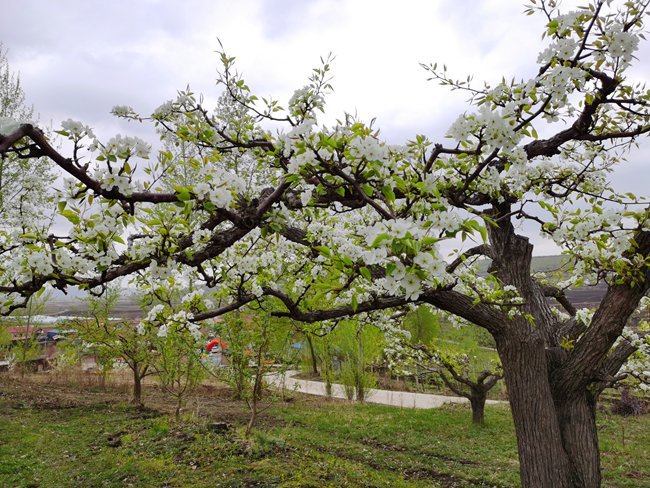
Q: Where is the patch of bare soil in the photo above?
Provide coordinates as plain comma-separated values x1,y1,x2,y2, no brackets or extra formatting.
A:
0,370,343,427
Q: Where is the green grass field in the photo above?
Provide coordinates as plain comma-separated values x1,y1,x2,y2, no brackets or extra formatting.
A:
1,375,648,487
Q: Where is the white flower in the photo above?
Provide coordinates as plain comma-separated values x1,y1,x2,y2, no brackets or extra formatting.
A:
61,119,94,139
146,304,166,322
606,25,639,64
153,100,174,118
575,308,594,326
401,273,422,300
111,105,135,118
0,117,32,135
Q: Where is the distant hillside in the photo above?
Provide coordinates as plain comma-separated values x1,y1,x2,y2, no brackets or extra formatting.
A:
530,255,569,273
39,256,607,319
475,255,606,308
44,290,143,320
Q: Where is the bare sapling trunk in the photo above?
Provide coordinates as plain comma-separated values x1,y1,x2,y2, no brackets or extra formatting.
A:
245,353,266,437
306,334,319,375
175,395,182,419
131,362,144,407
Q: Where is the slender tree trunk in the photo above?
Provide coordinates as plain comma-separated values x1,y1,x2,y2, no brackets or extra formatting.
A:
246,368,263,437
175,396,182,419
305,334,319,375
356,330,365,402
246,400,257,437
323,342,333,397
497,336,575,488
132,364,143,407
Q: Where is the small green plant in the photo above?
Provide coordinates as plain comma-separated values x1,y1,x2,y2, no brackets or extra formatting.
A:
6,291,50,375
215,310,294,435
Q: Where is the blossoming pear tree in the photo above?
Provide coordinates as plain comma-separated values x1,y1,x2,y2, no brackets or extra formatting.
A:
0,45,54,248
1,1,650,486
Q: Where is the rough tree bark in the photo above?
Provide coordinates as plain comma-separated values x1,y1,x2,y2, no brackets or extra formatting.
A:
483,205,650,487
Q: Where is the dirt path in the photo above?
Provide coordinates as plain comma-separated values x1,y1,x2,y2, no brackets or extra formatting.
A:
268,370,504,409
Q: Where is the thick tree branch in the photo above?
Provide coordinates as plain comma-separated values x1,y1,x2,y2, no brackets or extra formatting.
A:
446,245,492,274
556,230,650,390
192,294,256,321
541,283,577,317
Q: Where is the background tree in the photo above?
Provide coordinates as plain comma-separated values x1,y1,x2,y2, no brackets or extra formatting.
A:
387,309,503,424
72,284,155,405
138,279,209,418
0,45,53,229
8,291,50,375
215,309,295,435
402,305,440,390
333,319,384,402
417,347,502,425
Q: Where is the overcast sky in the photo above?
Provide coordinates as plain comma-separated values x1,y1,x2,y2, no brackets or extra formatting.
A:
2,0,551,139
2,0,649,256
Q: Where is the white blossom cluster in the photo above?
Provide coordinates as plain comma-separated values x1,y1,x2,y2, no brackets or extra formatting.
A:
61,119,95,140
288,85,325,118
193,165,246,209
0,116,34,135
94,134,151,160
618,327,650,392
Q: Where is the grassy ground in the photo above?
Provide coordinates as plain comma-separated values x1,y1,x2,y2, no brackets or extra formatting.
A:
0,374,648,487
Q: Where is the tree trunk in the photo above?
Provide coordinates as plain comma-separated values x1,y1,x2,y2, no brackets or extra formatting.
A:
175,397,182,419
469,394,486,425
497,336,575,488
305,334,319,375
131,363,143,407
555,393,601,487
246,399,257,437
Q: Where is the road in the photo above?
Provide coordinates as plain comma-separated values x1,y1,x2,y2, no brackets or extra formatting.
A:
267,370,503,409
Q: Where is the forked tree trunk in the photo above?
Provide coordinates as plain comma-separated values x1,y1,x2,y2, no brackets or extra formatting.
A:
483,206,611,487
497,336,576,488
497,335,601,487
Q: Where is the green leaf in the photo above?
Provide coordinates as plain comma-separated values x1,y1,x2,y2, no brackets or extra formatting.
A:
371,233,391,247
315,246,331,258
176,188,191,202
340,256,353,267
360,266,372,281
381,185,396,201
61,209,80,225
